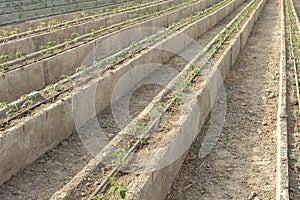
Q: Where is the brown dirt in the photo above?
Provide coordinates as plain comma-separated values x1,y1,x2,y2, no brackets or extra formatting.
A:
0,133,93,199
166,0,281,199
56,2,253,198
1,0,194,72
0,0,256,199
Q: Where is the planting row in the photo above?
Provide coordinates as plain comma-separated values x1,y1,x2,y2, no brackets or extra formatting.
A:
0,0,253,197
0,0,220,102
0,0,234,129
0,0,188,62
0,0,136,26
0,0,113,10
286,1,300,199
0,0,143,32
0,0,162,42
286,0,300,117
53,0,266,199
0,0,234,188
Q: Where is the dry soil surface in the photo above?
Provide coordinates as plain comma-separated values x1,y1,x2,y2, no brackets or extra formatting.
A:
166,0,281,199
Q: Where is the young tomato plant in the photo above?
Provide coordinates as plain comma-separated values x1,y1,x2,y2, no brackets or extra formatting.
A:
0,102,9,109
112,148,127,166
0,55,11,62
107,176,126,199
15,51,23,59
97,176,126,199
135,120,148,143
75,66,88,73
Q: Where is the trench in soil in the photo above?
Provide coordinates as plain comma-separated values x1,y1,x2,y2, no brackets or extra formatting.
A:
0,0,251,199
166,0,281,199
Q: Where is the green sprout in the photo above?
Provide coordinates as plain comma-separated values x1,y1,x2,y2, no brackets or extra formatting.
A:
0,102,9,109
61,74,72,81
106,176,126,199
112,148,127,166
75,66,88,73
0,55,11,62
15,51,23,59
71,32,80,38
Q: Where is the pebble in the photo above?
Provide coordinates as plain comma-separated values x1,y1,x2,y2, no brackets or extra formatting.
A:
248,191,257,200
241,103,247,106
268,93,275,99
85,183,92,188
258,129,262,134
262,121,268,126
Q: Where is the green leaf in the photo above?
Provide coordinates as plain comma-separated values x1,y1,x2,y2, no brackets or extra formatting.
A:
189,64,195,70
120,190,126,198
97,193,104,199
108,176,117,184
296,109,300,117
114,187,119,196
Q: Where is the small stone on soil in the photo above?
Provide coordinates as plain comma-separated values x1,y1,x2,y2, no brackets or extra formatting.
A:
248,192,257,200
61,141,68,146
262,121,268,126
268,93,275,99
